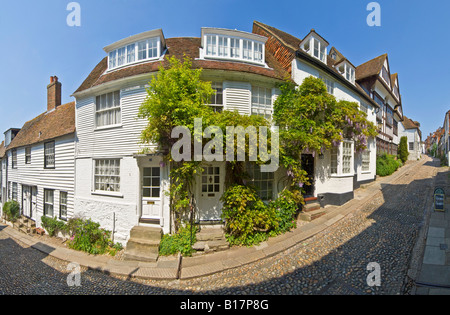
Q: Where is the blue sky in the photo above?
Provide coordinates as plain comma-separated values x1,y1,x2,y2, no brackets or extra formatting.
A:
0,0,448,139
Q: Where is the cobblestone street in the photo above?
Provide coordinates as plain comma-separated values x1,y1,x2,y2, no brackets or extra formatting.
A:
0,157,441,295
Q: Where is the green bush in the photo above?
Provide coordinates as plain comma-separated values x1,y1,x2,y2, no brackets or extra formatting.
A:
221,185,278,246
3,200,20,222
398,136,409,163
159,224,198,256
66,218,115,255
41,216,67,237
268,190,300,234
376,154,402,177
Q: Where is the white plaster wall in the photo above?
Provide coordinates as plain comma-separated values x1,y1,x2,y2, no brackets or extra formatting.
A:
74,156,140,245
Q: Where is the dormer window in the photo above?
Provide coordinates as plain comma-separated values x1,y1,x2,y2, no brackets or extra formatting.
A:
300,30,329,63
201,28,267,66
336,61,355,84
104,29,165,71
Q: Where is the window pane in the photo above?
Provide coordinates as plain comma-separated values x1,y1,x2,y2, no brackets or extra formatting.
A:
117,47,126,66
127,44,135,63
138,41,147,60
109,50,117,68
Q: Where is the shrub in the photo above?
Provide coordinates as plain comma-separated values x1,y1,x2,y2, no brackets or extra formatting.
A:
268,189,300,234
398,136,409,163
41,216,67,237
376,154,401,177
3,200,20,222
67,218,114,255
159,224,198,256
221,185,278,246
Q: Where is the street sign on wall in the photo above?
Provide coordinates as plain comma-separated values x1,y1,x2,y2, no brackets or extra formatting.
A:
434,188,445,212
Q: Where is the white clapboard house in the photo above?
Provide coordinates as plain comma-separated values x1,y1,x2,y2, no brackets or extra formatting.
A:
71,28,289,244
253,21,380,206
0,76,76,229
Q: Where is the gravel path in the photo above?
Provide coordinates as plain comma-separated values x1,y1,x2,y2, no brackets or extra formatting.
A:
0,157,440,295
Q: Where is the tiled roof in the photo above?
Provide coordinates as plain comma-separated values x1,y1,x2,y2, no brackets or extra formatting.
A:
355,54,387,81
74,37,289,94
0,141,5,158
253,21,380,109
7,102,75,150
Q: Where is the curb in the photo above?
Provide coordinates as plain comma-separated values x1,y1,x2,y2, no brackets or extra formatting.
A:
1,157,430,281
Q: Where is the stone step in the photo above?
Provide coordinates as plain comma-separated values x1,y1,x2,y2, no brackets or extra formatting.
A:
124,226,162,263
193,239,229,252
298,209,327,222
129,226,162,240
196,229,226,241
123,249,159,263
303,202,321,212
125,238,160,252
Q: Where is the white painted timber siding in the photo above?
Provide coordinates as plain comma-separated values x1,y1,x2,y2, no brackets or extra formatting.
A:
292,58,377,195
223,81,252,115
5,134,75,227
75,81,155,159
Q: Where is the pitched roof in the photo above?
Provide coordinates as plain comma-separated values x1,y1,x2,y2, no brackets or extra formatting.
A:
0,141,5,158
355,54,387,81
402,116,422,139
253,21,380,109
7,102,76,150
74,36,289,95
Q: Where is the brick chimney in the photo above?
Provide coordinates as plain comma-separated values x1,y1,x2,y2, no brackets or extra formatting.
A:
47,76,62,111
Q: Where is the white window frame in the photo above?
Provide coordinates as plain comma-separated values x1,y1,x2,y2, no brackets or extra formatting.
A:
142,167,161,199
330,141,354,176
252,86,273,119
44,141,55,169
12,182,18,202
246,163,274,201
107,36,161,71
95,91,121,128
44,189,54,217
318,74,334,95
203,34,265,66
59,191,68,221
209,82,223,113
93,159,121,194
362,150,371,172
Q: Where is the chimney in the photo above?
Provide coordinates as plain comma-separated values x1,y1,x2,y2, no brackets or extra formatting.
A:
47,76,62,111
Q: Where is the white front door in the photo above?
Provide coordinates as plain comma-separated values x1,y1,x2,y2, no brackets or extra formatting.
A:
22,185,31,218
141,167,162,223
196,164,224,222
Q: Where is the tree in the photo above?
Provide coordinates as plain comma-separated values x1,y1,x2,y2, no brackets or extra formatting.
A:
274,76,378,188
399,136,409,163
139,56,215,232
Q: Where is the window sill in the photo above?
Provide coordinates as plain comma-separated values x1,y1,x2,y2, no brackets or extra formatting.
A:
94,124,123,131
91,191,123,198
361,171,372,174
330,173,354,178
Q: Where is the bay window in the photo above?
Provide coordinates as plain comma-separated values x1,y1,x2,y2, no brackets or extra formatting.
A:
203,33,265,66
107,36,161,70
